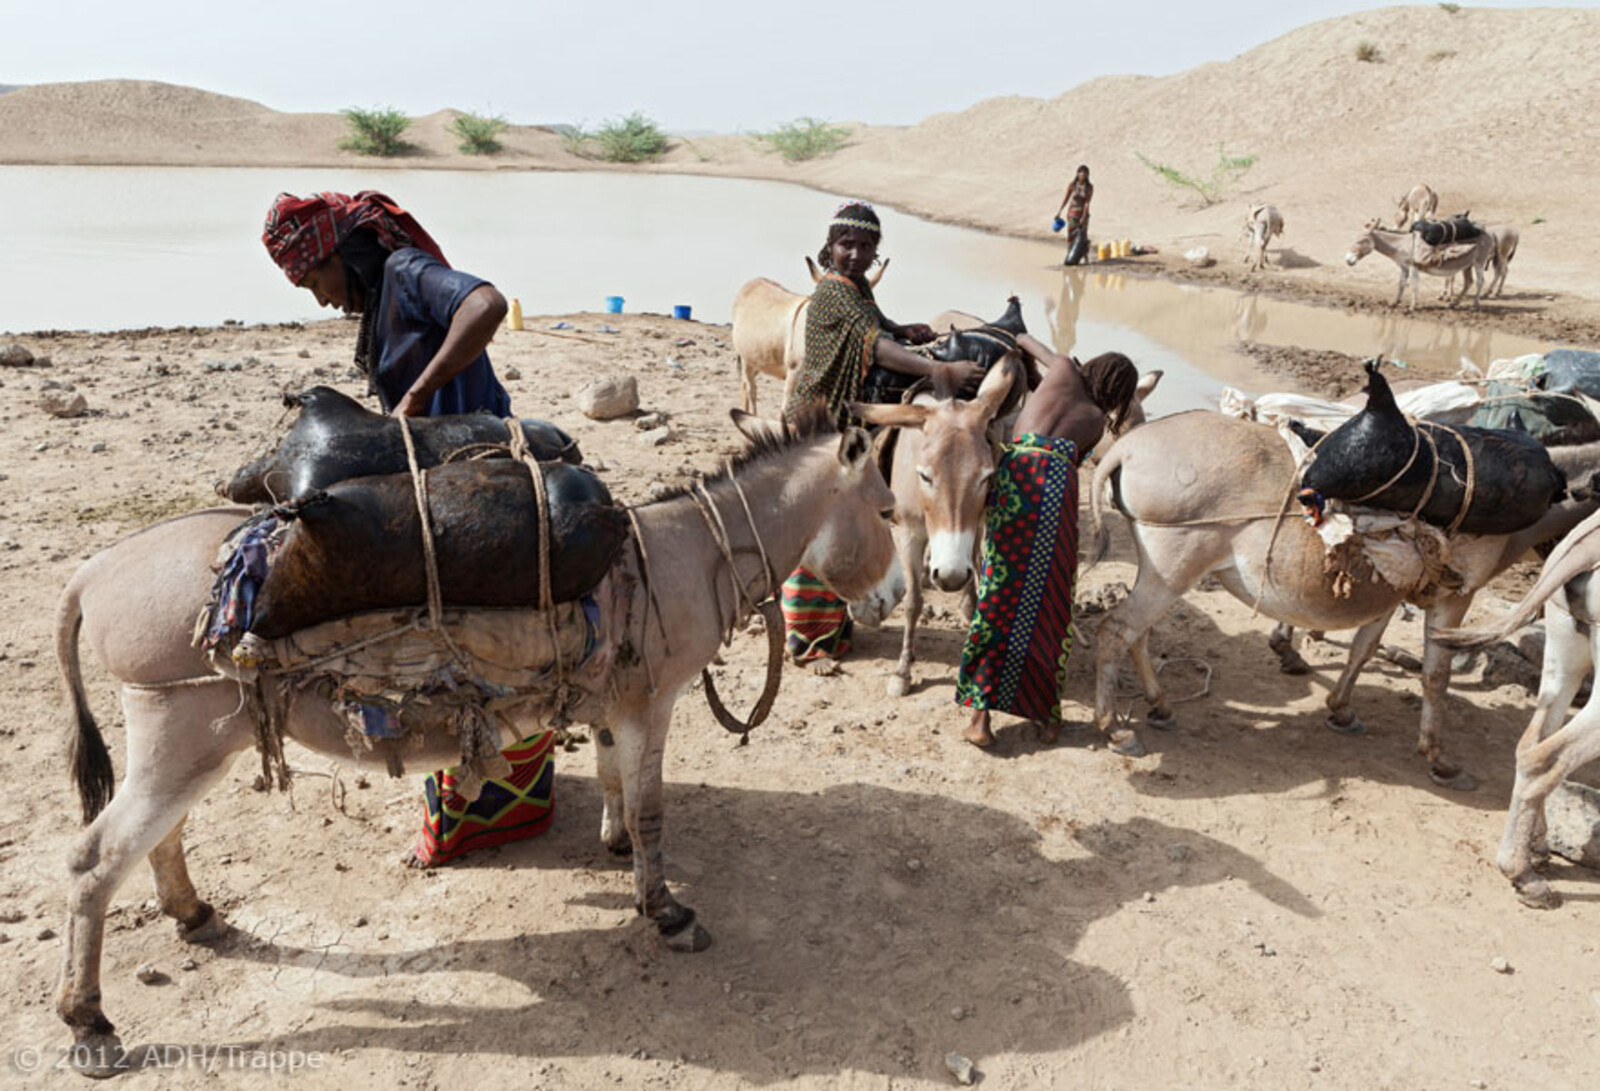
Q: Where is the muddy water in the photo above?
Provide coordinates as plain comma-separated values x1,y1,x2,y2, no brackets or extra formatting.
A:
0,166,1561,412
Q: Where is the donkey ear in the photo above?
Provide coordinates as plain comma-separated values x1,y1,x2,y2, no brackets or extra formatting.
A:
837,426,873,470
851,401,933,430
867,257,890,288
730,408,786,445
805,255,822,284
972,354,1020,424
1135,369,1163,402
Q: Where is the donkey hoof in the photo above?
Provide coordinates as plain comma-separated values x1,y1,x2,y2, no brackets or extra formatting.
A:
70,1030,129,1078
1146,708,1177,731
663,921,713,952
1108,730,1147,758
1428,764,1478,792
1514,877,1560,911
1326,713,1366,737
658,907,713,952
605,834,634,859
886,674,911,698
178,903,225,944
1277,652,1311,676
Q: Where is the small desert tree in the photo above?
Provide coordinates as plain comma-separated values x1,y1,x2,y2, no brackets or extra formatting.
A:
1136,144,1258,207
340,106,411,157
450,112,507,155
754,118,852,162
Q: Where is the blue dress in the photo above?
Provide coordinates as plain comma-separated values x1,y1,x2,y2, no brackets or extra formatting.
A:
372,247,512,417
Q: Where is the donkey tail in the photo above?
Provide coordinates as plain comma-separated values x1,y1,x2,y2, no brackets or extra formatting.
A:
1435,512,1600,650
1086,441,1129,569
57,579,114,824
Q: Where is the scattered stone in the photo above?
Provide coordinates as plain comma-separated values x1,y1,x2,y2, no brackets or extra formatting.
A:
949,1007,966,1021
1143,891,1156,903
1482,641,1541,694
0,343,35,366
89,441,107,453
503,366,522,381
635,411,667,430
40,390,88,418
588,457,610,473
1545,780,1600,867
1184,246,1215,268
179,957,198,972
1469,1081,1487,1089
645,481,673,500
905,857,924,873
297,348,311,358
0,909,21,924
944,1052,976,1086
1077,582,1129,616
576,375,640,420
135,963,167,985
1490,956,1512,974
637,425,673,447
1309,1061,1322,1073
1377,644,1423,672
37,927,56,941
354,916,369,928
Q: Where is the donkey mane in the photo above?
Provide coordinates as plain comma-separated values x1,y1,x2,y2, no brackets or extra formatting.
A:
641,401,839,505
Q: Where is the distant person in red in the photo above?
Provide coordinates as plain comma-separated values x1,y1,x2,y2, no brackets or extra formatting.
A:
1054,165,1094,265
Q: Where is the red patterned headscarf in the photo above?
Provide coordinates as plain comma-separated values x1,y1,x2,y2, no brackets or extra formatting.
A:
261,190,449,285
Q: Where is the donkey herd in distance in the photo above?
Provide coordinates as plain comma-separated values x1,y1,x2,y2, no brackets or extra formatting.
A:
40,179,1595,1073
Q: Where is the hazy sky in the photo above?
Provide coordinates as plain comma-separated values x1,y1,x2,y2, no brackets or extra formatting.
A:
1,1,1589,131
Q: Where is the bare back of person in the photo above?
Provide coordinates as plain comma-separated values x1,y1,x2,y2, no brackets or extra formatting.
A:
1012,333,1107,456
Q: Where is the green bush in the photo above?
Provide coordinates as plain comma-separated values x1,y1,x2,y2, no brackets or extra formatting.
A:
1354,40,1381,63
1438,3,1461,13
1136,145,1258,207
753,117,852,162
339,106,411,157
564,113,670,163
450,112,507,155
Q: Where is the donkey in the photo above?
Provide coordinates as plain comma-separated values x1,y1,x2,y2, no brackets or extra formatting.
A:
1394,182,1439,228
53,408,903,1072
1436,506,1600,909
730,258,887,414
1085,410,1598,787
855,361,1021,697
1442,223,1520,302
1345,220,1495,311
1243,204,1284,272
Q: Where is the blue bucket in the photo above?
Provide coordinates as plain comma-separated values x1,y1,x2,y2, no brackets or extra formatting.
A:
672,304,692,320
604,295,624,314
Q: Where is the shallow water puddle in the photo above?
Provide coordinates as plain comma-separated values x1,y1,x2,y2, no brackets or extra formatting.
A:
0,167,1560,412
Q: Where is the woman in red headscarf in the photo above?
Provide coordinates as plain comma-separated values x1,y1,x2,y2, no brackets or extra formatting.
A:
263,190,509,417
263,191,552,868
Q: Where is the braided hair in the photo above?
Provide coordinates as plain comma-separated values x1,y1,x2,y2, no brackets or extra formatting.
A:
816,202,882,271
1080,351,1139,435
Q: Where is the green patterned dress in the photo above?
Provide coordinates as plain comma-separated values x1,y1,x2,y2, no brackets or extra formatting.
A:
785,272,884,426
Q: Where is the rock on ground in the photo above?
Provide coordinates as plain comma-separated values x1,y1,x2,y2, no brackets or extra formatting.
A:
576,375,639,421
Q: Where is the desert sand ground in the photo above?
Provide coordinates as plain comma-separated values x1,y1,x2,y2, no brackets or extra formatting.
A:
0,314,1596,1090
3,3,1600,1086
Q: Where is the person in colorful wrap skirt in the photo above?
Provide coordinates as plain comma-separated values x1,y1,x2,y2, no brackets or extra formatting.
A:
780,201,983,667
956,332,1139,748
262,191,554,867
1054,165,1094,265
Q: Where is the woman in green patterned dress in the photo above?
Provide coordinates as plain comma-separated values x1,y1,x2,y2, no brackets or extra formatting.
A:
779,201,982,667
